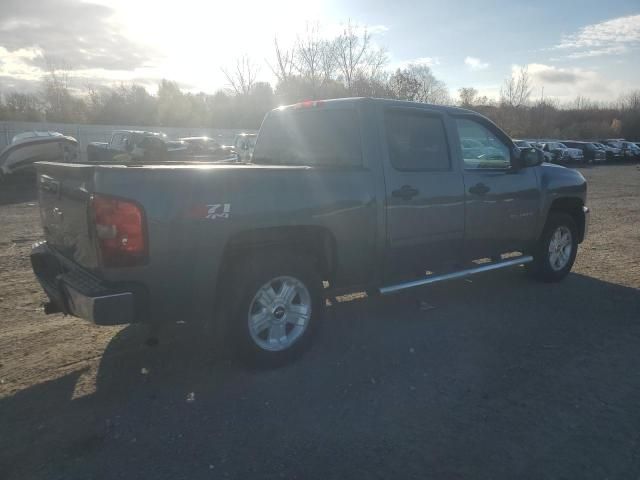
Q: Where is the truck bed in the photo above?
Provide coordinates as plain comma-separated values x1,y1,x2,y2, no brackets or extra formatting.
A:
34,159,379,323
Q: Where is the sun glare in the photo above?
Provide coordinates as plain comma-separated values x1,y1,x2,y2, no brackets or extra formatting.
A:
99,0,326,92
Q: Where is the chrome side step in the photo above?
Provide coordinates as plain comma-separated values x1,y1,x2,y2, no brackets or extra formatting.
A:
379,255,533,295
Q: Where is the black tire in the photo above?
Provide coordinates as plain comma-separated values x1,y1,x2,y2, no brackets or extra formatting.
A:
228,253,324,367
527,212,578,282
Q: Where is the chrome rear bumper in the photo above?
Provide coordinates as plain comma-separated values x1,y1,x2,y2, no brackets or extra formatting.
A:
30,242,135,325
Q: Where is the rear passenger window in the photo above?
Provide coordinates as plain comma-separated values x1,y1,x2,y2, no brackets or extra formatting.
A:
384,110,450,171
252,108,362,167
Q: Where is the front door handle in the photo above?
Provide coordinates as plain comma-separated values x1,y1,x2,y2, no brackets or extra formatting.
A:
469,182,491,196
392,185,420,200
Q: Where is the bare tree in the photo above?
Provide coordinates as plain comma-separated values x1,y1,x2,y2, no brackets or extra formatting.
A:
408,64,449,104
366,48,389,83
500,66,532,108
570,95,603,111
221,55,259,96
3,92,42,121
458,87,487,108
619,90,640,111
42,57,77,121
44,57,71,90
334,20,372,93
318,38,338,84
388,64,449,104
295,23,323,88
388,68,421,101
268,37,296,83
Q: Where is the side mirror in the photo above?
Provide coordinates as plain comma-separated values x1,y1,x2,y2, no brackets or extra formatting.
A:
522,147,544,167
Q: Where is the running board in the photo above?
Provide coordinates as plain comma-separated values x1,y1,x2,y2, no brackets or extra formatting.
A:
379,255,533,295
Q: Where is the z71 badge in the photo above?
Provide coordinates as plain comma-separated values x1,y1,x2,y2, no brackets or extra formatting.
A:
206,203,231,219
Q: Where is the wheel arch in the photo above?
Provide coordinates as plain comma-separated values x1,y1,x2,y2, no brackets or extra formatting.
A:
547,197,586,243
215,225,337,297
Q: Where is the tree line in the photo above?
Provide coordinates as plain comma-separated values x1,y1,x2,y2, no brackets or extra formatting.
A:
1,21,639,140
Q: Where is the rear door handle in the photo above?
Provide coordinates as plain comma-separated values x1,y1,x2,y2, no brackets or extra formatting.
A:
392,185,420,200
469,182,490,196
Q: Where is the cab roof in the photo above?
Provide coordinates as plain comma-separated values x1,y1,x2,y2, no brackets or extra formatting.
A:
275,97,479,116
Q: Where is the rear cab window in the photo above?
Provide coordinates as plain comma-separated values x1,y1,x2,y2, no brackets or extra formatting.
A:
252,107,362,167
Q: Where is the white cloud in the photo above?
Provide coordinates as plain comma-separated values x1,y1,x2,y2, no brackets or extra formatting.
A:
525,63,586,84
555,14,640,58
411,57,439,66
511,63,633,102
367,24,390,35
0,47,45,87
464,56,489,71
321,22,389,39
389,57,440,71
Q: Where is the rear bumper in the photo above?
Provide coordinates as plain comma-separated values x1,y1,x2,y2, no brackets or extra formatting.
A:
31,242,136,325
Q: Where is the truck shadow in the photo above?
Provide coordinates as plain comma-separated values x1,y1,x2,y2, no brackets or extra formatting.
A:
2,270,640,479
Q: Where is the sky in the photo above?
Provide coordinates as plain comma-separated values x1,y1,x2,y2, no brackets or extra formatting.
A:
0,0,639,103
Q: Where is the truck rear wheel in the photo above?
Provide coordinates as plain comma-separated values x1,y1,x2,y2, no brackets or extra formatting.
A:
228,253,324,367
527,212,578,282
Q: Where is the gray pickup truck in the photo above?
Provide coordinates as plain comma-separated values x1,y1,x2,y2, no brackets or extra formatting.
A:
31,98,588,365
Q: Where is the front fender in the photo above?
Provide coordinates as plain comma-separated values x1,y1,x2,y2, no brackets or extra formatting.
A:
535,163,587,240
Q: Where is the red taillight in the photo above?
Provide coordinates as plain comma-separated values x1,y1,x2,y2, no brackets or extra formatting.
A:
295,100,324,108
90,194,147,267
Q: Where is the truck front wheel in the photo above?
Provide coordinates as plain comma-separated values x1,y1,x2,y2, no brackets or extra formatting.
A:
228,254,324,367
527,212,578,282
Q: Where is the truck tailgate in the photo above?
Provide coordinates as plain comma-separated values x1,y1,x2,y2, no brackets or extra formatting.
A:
37,162,99,268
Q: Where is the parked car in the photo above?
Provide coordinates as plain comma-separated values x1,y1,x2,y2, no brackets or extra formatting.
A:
30,98,589,366
0,131,78,178
541,141,584,164
562,141,606,164
592,142,621,161
179,136,238,161
563,145,585,163
165,140,189,153
87,130,170,163
514,140,553,162
539,141,571,163
233,133,257,162
598,140,625,161
620,141,640,161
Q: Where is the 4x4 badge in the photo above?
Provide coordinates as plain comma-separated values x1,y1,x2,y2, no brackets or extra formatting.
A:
206,204,231,219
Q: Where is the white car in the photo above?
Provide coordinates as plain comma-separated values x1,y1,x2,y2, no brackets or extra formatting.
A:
0,131,78,176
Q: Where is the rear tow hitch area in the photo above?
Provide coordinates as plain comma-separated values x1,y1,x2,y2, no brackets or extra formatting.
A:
43,302,62,315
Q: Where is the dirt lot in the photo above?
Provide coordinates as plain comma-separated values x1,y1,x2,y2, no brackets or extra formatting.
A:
1,164,639,479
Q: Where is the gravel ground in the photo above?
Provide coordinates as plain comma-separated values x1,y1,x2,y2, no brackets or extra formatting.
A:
0,164,639,479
